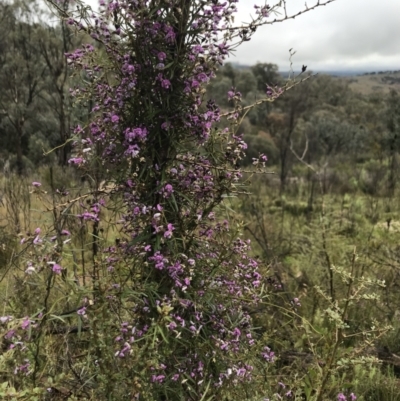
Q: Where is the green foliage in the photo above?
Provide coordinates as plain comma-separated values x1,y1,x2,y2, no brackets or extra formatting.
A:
236,70,258,97
239,167,400,398
0,382,44,400
0,0,84,173
0,228,15,270
251,63,282,92
243,133,279,166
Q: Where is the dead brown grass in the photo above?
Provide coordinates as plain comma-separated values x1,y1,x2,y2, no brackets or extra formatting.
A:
345,71,400,95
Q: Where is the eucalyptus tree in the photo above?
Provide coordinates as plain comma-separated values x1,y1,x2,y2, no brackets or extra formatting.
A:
0,0,47,173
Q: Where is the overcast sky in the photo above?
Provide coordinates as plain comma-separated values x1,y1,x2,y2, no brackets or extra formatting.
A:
234,0,400,72
82,0,400,72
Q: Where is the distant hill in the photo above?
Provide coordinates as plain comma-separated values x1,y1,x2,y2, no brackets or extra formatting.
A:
228,63,400,95
342,71,400,95
279,69,400,95
230,63,371,77
280,70,365,77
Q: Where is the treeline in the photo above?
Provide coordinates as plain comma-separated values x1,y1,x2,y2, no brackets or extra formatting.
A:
0,0,86,174
208,63,400,195
363,70,400,75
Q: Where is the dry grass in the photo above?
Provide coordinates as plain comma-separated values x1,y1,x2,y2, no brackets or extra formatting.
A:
0,170,122,293
344,71,400,95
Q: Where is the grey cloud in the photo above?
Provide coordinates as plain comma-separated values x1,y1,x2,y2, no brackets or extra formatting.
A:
233,0,400,71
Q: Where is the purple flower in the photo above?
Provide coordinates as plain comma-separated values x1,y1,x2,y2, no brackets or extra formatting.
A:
260,6,269,17
161,121,171,130
32,181,41,187
111,114,119,123
52,264,63,275
167,321,177,330
21,317,31,330
125,127,148,141
164,27,176,43
349,394,357,401
164,223,175,239
77,307,87,316
79,211,99,222
217,42,229,55
151,374,165,383
337,394,347,401
115,342,131,358
192,44,204,54
162,183,174,199
68,157,84,165
261,346,275,362
232,327,241,337
157,51,167,61
5,329,15,339
161,79,171,89
33,235,42,245
15,360,30,375
292,297,301,307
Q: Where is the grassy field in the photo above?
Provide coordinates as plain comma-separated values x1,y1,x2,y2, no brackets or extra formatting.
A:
236,167,400,399
344,71,400,95
2,162,400,398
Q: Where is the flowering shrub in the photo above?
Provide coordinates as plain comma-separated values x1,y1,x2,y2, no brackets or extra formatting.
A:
0,0,340,400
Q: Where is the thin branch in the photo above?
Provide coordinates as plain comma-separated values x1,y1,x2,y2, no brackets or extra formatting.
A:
227,0,337,32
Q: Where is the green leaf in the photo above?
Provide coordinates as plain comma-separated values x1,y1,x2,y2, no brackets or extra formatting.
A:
164,61,174,70
49,314,68,323
156,325,169,344
170,192,179,212
77,316,82,337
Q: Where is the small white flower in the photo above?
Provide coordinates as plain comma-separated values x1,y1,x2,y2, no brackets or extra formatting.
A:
0,316,13,323
25,266,36,274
